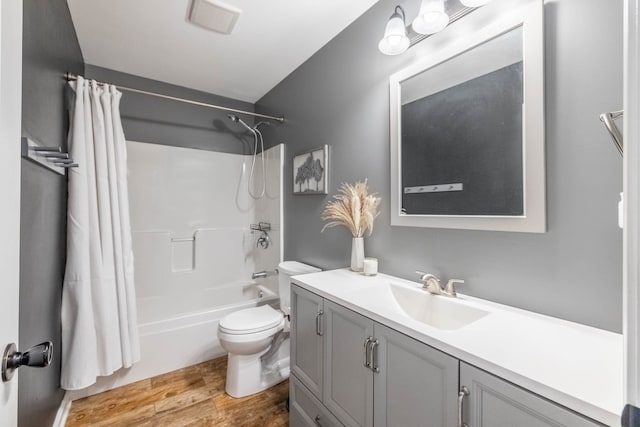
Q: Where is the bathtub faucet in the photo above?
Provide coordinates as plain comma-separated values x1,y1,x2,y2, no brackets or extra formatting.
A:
251,222,271,250
256,232,270,249
252,270,276,280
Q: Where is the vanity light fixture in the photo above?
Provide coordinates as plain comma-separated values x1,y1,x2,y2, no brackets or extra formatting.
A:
378,6,411,56
460,0,492,7
412,0,450,35
378,0,493,55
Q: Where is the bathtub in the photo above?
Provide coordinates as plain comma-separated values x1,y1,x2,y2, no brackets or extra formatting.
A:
71,282,278,399
138,282,278,333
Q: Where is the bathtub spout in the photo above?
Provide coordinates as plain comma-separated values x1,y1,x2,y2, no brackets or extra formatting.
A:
252,271,267,279
252,270,276,280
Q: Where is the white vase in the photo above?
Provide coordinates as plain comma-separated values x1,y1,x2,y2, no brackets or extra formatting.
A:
351,237,365,272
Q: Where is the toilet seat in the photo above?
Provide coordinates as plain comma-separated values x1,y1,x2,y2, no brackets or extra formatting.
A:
219,305,283,335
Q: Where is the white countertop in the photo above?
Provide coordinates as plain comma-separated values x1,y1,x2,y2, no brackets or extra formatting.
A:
291,268,623,427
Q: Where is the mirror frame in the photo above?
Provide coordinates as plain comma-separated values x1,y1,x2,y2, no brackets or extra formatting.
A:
390,0,545,233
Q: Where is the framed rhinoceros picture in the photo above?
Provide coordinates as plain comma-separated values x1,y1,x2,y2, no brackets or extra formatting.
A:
293,145,328,195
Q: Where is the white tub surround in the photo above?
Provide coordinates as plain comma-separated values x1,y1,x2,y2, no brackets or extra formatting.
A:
128,139,283,323
68,142,283,399
291,269,623,427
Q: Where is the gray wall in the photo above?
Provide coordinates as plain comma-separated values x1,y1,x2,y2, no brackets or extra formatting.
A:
20,0,83,426
85,65,256,154
257,0,624,332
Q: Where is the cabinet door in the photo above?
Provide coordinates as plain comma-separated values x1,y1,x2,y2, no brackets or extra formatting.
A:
373,323,459,427
290,374,344,427
291,285,325,399
324,300,375,427
460,363,605,427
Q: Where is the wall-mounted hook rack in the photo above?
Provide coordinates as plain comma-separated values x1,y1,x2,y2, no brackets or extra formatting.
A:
21,137,78,175
404,183,464,194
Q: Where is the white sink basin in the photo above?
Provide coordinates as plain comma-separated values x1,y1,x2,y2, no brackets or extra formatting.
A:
351,282,490,330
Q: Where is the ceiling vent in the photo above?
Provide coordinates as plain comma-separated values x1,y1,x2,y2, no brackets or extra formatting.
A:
188,0,242,35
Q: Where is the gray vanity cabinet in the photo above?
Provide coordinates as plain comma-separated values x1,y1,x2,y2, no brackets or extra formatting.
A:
291,285,610,427
291,285,325,400
323,300,375,427
293,287,458,427
460,363,605,427
373,323,458,427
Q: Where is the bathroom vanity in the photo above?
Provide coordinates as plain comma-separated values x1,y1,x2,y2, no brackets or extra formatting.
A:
289,269,621,427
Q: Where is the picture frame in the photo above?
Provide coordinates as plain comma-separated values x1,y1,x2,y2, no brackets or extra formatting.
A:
293,145,328,195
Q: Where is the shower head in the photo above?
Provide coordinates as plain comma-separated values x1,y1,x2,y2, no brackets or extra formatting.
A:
228,113,267,199
227,114,254,133
254,121,272,129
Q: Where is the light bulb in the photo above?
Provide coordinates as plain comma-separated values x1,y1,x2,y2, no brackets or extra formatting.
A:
379,6,410,55
412,0,450,35
460,0,492,7
387,35,403,46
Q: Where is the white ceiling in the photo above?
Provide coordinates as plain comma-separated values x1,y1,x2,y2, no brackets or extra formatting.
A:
67,0,379,103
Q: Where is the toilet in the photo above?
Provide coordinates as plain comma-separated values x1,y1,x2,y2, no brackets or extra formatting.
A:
218,261,321,397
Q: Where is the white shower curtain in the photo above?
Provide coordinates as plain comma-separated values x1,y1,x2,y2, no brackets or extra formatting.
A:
61,76,140,390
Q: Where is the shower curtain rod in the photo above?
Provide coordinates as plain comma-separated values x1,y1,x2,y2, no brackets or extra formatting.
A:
64,72,285,124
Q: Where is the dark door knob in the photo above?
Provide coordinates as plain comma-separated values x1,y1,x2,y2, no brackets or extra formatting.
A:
2,341,53,382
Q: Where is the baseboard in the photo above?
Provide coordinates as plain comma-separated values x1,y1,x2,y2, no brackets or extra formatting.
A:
51,392,73,427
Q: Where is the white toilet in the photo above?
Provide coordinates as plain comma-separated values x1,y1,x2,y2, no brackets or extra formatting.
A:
218,261,321,398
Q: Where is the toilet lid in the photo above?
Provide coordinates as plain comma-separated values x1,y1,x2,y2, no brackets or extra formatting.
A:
219,305,283,334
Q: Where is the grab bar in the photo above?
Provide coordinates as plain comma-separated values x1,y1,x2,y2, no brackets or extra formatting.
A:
600,110,623,156
171,237,195,242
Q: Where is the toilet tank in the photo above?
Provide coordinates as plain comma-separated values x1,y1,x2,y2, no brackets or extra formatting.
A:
278,261,321,316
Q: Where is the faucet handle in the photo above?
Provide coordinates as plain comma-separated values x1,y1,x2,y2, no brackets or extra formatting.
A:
416,271,440,283
444,279,464,296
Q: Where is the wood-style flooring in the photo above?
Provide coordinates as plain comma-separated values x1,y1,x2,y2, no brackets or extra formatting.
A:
66,357,289,427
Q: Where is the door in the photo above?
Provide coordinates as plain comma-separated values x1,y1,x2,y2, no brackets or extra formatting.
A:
0,0,23,425
323,300,374,427
373,323,458,427
291,285,325,399
460,363,603,427
625,0,640,420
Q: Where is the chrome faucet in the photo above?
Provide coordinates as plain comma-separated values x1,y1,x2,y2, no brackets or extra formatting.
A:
416,271,464,297
256,232,270,249
251,222,271,249
252,270,277,280
252,271,268,280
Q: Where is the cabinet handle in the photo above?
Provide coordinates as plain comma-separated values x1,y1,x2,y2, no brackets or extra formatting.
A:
363,337,372,368
370,339,380,373
315,310,324,336
314,414,324,426
458,385,470,427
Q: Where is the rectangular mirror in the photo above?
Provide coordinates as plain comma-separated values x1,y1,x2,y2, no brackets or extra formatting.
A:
390,0,545,232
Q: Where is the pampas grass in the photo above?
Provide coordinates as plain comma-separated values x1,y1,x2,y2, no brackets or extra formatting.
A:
321,180,381,237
